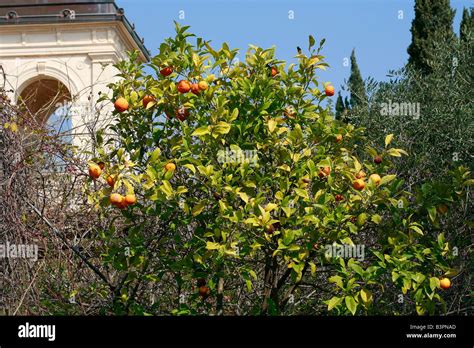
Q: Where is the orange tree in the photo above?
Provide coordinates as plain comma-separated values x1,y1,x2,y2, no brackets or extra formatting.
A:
85,23,469,315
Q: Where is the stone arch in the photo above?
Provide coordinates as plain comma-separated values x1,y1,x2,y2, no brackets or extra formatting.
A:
15,60,82,104
17,76,72,125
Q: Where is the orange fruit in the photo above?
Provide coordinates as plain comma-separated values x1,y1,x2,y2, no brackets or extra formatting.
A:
165,162,176,172
352,179,366,191
142,95,155,108
369,174,381,185
114,97,129,113
335,194,344,202
88,164,102,180
198,286,210,298
124,194,137,206
271,66,278,77
97,162,105,170
439,278,451,289
325,85,335,96
110,193,124,206
318,166,331,178
160,66,173,76
106,175,115,187
266,224,275,234
437,204,448,215
175,106,189,121
335,134,343,143
198,81,208,90
177,80,191,93
374,155,383,164
355,170,366,179
190,83,200,95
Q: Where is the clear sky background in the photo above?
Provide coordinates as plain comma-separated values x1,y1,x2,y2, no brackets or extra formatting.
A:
116,0,470,99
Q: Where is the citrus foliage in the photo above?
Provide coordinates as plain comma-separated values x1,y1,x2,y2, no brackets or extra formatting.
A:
85,24,469,315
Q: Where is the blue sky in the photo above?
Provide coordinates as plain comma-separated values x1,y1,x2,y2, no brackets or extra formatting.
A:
117,0,470,99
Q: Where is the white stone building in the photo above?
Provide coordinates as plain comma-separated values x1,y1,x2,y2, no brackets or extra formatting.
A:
0,0,149,148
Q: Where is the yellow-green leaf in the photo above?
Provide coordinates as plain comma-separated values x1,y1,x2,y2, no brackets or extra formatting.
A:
385,134,394,147
192,201,206,216
192,126,210,136
268,119,277,133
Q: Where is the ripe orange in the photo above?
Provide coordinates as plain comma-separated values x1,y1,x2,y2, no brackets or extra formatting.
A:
325,85,335,96
271,66,278,77
142,95,155,108
437,204,448,215
165,162,176,172
318,166,331,178
198,81,208,90
114,97,129,113
175,106,189,121
190,83,200,95
177,80,191,94
198,285,210,298
355,170,366,179
88,164,102,180
369,174,381,185
124,194,137,206
266,224,275,234
335,134,343,143
160,66,173,76
352,179,366,191
110,193,124,206
106,175,115,187
439,278,451,289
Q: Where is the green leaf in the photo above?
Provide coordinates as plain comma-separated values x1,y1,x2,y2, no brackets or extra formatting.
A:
371,214,382,224
328,275,344,289
385,134,394,147
349,262,365,277
427,206,437,223
206,241,220,250
309,262,317,275
387,148,401,157
149,148,161,163
294,188,309,199
183,163,196,173
238,191,249,204
429,277,440,290
130,90,138,103
327,296,343,311
380,175,396,185
192,201,206,216
230,108,239,121
360,288,372,303
267,119,277,133
192,126,210,136
213,122,231,135
409,224,424,235
160,180,174,198
345,296,358,315
308,35,316,49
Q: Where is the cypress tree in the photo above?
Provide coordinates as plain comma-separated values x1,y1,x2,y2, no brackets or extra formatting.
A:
460,7,473,43
407,0,456,74
347,49,367,109
335,92,345,121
